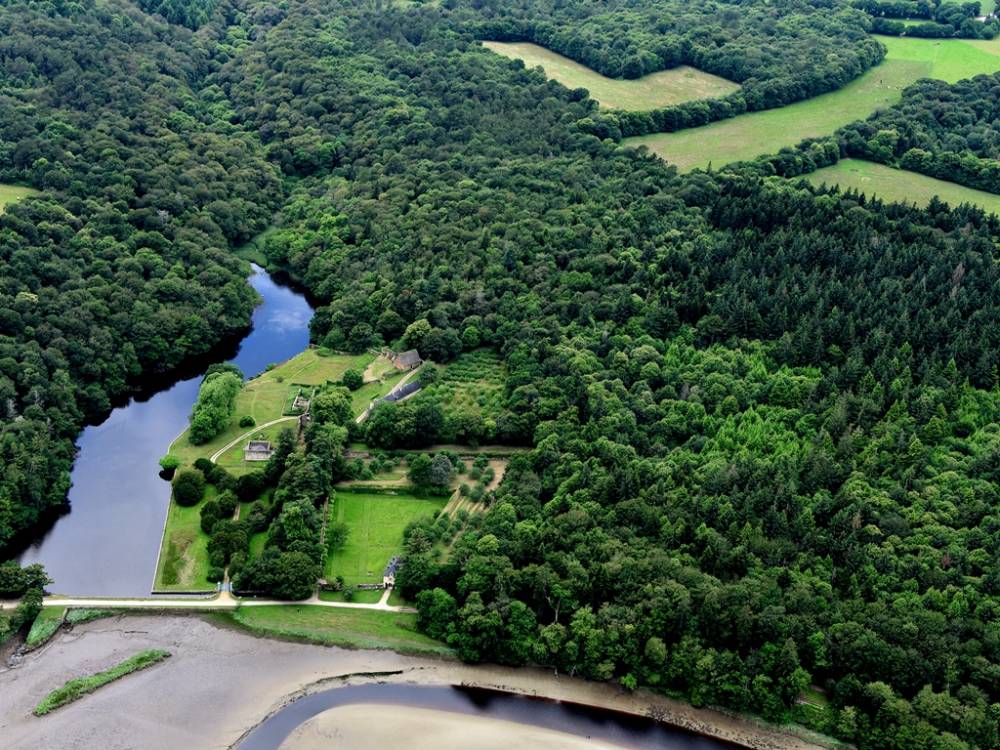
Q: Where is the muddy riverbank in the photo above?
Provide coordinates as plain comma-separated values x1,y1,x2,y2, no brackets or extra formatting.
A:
0,614,833,750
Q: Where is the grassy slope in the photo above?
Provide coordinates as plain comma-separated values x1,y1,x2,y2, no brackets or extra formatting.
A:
225,606,450,654
803,158,1000,215
325,491,447,587
0,184,39,212
482,41,740,111
154,485,218,591
626,36,1000,171
26,607,66,648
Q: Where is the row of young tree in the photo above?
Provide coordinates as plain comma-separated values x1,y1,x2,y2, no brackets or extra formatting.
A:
203,5,1000,748
0,0,283,552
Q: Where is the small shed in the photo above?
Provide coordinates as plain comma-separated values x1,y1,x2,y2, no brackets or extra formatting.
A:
383,556,401,588
244,440,274,461
391,350,422,371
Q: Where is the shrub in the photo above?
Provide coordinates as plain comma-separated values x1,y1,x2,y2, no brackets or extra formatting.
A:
200,500,221,534
193,457,214,474
172,470,205,507
239,415,256,428
341,369,364,390
235,471,266,502
206,567,224,583
216,490,238,519
34,650,170,716
158,454,180,472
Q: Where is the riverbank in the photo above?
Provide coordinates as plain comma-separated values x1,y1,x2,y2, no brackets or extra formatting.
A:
0,614,833,750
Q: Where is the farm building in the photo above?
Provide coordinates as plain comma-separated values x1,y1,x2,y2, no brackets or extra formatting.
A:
383,556,400,588
391,349,422,370
244,440,274,461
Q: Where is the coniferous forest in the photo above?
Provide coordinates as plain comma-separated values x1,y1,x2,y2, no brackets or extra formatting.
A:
0,1,998,749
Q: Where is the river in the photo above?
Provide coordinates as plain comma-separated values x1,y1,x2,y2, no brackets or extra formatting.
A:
17,265,314,596
236,684,738,750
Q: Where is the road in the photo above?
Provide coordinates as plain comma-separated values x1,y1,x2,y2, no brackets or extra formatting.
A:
0,588,412,613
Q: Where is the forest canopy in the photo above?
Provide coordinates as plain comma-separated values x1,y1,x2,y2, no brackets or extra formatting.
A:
0,1,997,749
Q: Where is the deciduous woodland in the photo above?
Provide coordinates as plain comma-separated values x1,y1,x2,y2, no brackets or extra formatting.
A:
0,1,999,749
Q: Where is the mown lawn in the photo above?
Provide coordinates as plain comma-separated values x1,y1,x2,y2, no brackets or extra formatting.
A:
226,606,450,654
0,183,38,212
482,40,740,111
625,35,1000,171
153,485,217,591
168,347,377,472
325,490,446,587
803,158,1000,215
26,607,66,648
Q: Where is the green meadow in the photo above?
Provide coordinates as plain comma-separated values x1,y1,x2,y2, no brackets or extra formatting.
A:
0,184,38,212
482,40,740,111
626,36,1000,171
325,490,446,587
803,158,1000,215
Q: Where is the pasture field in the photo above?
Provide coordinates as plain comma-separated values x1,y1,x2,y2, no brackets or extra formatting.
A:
0,184,38,212
626,35,1000,171
482,41,739,110
803,159,1000,215
324,490,447,587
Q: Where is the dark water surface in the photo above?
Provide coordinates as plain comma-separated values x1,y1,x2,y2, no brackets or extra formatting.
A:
18,265,314,596
236,683,738,750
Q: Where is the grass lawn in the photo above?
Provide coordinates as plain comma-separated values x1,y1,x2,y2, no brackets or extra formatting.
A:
26,607,66,648
0,184,38,212
325,490,447,587
168,347,377,471
351,368,407,414
153,486,217,591
625,35,1000,171
225,606,450,654
803,158,1000,215
482,41,740,111
318,588,384,603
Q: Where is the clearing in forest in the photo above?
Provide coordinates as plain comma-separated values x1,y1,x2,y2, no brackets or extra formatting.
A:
324,490,447,588
482,40,740,111
0,184,38,212
803,158,1000,215
626,35,1000,171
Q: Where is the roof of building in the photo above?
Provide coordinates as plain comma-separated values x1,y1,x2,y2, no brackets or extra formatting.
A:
247,440,272,451
394,349,422,368
384,556,400,576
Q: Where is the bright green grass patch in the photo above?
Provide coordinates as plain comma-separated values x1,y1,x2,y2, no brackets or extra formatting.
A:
318,588,384,603
352,368,407,415
803,158,1000,215
65,609,116,625
26,607,65,648
0,184,38,212
34,649,170,716
325,490,447,587
417,349,507,425
626,35,1000,171
226,606,449,654
482,41,740,111
154,485,217,591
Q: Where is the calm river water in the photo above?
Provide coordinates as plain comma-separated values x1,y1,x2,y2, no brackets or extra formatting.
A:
236,684,738,750
17,265,314,596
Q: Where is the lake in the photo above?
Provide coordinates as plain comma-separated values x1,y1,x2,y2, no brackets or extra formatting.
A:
17,265,314,596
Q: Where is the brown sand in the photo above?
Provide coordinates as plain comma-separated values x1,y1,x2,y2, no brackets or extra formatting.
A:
279,704,628,750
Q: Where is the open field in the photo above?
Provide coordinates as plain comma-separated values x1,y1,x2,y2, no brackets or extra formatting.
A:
626,36,1000,171
325,490,447,587
226,605,450,654
803,158,1000,215
482,40,740,110
0,183,38,212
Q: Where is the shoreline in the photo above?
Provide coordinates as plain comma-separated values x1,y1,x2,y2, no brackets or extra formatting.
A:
0,614,836,750
231,661,835,750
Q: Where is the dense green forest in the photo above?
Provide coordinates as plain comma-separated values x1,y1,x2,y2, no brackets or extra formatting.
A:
856,0,998,38
0,1,998,749
464,0,886,136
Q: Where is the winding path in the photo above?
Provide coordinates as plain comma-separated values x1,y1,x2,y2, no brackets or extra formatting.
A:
210,416,298,463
